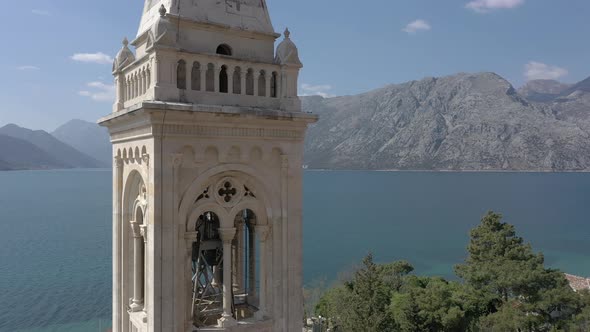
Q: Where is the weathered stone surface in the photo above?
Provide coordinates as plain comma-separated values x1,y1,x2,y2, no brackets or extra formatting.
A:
303,72,590,171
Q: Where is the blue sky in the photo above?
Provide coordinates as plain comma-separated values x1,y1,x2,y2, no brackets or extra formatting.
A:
1,0,589,131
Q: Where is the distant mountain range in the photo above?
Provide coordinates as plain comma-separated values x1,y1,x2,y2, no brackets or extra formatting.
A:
0,122,109,171
303,73,590,171
2,72,589,171
52,119,112,165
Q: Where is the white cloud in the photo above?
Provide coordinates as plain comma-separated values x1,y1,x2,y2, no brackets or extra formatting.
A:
466,0,525,13
32,9,51,16
403,20,432,34
71,52,114,65
300,84,335,98
16,65,40,71
524,61,568,81
79,81,115,102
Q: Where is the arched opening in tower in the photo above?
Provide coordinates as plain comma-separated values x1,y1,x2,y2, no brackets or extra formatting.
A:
258,71,266,97
190,209,261,327
216,44,233,56
177,60,187,90
219,66,229,93
271,72,278,98
191,211,223,327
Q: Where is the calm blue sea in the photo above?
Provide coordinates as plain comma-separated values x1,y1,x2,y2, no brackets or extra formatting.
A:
1,170,589,331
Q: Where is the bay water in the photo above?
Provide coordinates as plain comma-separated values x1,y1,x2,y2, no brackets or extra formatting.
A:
1,170,589,331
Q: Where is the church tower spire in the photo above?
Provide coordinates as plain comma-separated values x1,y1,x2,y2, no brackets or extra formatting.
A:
100,1,316,331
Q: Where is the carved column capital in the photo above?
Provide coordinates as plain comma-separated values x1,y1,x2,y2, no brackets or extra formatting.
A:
115,156,124,169
142,153,150,167
130,221,142,238
184,231,198,249
218,227,236,243
255,225,271,242
140,225,148,243
281,155,289,170
172,153,183,168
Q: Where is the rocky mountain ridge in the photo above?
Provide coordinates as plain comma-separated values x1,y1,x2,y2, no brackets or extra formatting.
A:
303,72,590,171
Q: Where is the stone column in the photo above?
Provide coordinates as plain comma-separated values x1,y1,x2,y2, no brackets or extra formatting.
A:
140,224,148,312
184,231,198,326
200,66,207,92
276,72,282,99
255,225,270,319
265,71,271,98
253,70,260,97
218,228,237,328
113,156,123,331
241,69,247,95
114,75,124,111
185,65,191,93
130,221,144,312
153,55,160,88
236,223,245,292
228,66,234,94
214,64,221,93
280,68,287,98
248,225,256,300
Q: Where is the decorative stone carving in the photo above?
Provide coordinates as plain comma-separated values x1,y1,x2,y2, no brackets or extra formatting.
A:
218,181,237,203
275,28,302,67
113,38,136,73
195,187,211,203
130,221,142,238
244,186,256,198
115,156,124,169
255,225,271,242
172,153,183,168
214,178,243,207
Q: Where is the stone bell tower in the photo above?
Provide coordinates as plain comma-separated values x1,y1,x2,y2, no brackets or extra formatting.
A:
99,1,317,331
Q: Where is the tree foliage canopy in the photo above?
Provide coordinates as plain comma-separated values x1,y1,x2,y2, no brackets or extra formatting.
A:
314,211,589,332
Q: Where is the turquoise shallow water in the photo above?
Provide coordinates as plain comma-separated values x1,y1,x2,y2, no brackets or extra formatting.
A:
0,170,589,331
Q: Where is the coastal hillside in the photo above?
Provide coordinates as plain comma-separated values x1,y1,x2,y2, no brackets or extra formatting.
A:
303,72,590,171
0,124,105,169
52,119,111,166
0,134,69,170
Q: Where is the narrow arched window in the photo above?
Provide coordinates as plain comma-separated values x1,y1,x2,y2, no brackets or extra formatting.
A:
246,69,254,96
271,72,278,98
258,71,266,97
216,44,232,56
219,65,228,93
206,63,215,92
233,67,241,95
191,62,201,91
177,60,187,90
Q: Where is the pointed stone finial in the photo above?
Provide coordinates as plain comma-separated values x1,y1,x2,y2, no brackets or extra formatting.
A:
159,4,167,17
122,37,129,47
284,27,291,39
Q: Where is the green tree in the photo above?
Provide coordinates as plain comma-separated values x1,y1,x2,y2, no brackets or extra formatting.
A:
316,254,397,332
391,276,481,332
455,211,581,331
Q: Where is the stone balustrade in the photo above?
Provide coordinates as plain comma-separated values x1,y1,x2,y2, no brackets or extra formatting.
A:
116,52,287,111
